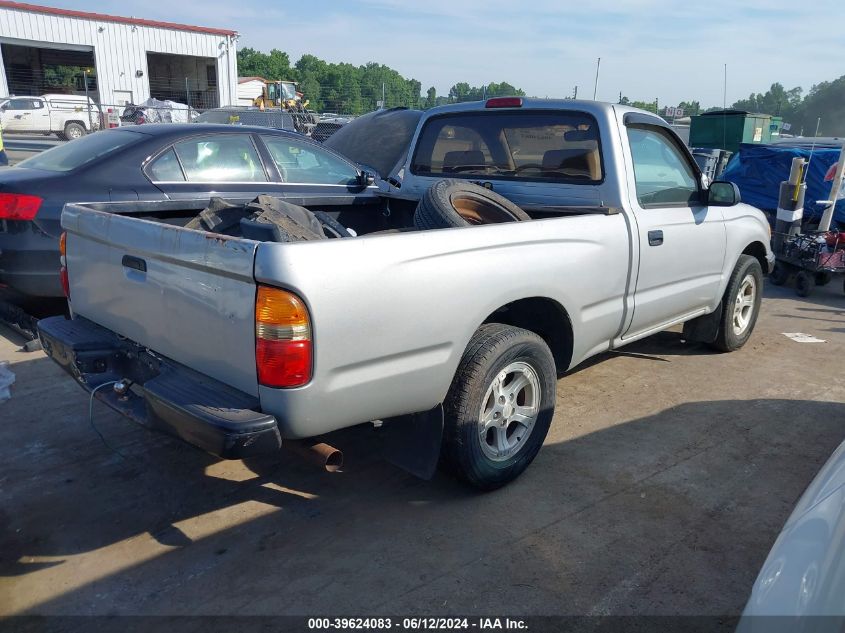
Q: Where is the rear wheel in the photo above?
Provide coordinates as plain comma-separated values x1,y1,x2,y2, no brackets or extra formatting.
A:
63,122,86,140
814,272,832,286
710,255,763,352
441,323,556,490
795,271,813,297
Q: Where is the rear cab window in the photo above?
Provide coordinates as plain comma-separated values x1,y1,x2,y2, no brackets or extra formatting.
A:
410,111,603,183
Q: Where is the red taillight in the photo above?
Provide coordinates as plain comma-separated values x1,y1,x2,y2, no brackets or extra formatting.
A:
255,286,312,388
59,266,70,298
485,97,523,109
256,339,312,388
0,193,42,220
59,231,70,299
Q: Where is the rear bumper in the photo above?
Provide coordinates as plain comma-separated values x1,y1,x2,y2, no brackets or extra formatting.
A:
38,315,282,459
0,221,63,298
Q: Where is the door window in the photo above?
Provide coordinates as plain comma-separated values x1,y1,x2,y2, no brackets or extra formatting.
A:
261,136,359,185
627,126,700,207
170,135,267,182
147,148,185,181
6,98,40,110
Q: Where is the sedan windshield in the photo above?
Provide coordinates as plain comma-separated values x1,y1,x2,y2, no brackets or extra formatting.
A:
17,130,142,172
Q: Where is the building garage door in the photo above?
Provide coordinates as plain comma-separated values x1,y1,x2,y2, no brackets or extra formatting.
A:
1,41,98,100
147,52,218,110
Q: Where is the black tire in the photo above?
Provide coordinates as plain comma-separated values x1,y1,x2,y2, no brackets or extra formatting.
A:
710,255,764,352
441,323,556,490
414,179,531,230
795,271,813,297
63,122,86,140
311,210,354,238
814,272,832,286
768,262,789,286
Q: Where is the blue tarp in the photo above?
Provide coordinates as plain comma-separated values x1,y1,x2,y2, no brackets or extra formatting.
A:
721,143,845,227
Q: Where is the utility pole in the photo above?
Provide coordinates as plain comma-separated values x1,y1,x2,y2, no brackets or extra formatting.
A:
82,69,93,131
573,86,578,99
592,57,601,100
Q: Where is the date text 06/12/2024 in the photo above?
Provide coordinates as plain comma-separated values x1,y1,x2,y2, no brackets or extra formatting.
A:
307,617,529,630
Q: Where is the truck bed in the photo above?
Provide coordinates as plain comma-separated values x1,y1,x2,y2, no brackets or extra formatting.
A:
62,198,631,438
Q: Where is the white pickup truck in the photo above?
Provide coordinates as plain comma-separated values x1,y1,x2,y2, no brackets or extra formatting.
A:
38,99,774,490
0,94,99,140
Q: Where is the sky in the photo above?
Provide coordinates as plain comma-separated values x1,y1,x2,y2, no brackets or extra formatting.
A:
41,0,845,107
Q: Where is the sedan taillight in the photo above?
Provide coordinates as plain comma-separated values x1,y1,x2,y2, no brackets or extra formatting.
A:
0,193,42,220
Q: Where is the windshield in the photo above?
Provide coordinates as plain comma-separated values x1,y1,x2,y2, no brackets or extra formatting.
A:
16,129,141,172
280,83,297,100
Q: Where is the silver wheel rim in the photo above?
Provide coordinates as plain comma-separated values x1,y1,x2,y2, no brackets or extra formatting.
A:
732,274,756,336
68,127,82,139
478,361,541,462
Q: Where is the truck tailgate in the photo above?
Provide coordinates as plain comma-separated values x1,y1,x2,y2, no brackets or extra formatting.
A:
62,204,259,396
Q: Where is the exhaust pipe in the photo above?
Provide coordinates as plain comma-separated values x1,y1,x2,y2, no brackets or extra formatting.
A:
285,440,343,472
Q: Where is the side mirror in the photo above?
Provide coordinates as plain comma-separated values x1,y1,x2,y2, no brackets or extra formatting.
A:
357,170,375,187
708,181,741,206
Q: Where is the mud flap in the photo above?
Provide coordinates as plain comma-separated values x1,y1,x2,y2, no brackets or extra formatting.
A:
380,404,444,480
682,303,723,344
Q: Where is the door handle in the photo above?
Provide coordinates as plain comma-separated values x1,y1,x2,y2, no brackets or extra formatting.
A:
122,254,147,272
648,230,664,246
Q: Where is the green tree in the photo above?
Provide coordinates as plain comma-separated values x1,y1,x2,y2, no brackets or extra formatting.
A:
424,86,437,109
792,76,845,136
678,100,701,116
237,46,526,116
630,100,659,114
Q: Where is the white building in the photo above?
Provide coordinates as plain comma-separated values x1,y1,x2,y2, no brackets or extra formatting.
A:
0,0,239,110
237,76,266,106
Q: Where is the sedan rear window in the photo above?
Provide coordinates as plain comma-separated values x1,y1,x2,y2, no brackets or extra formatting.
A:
17,130,141,172
411,111,603,183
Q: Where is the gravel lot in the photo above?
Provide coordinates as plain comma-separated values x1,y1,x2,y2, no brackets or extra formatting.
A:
1,282,843,619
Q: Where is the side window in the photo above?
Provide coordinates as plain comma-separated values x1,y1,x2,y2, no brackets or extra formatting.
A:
261,136,358,185
7,99,29,110
627,126,699,207
171,135,267,182
147,148,185,181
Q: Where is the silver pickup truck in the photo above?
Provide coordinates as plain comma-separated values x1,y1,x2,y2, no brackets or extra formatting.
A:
38,100,774,489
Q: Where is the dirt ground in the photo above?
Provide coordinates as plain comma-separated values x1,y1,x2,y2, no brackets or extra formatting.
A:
1,281,843,619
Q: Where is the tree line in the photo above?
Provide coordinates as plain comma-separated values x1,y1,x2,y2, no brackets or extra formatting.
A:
621,77,845,136
237,47,524,115
239,47,845,134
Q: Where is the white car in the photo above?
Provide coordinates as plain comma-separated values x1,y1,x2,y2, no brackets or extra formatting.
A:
0,94,100,140
739,437,845,632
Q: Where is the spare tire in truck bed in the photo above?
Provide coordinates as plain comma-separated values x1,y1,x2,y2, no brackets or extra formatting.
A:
413,179,531,230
